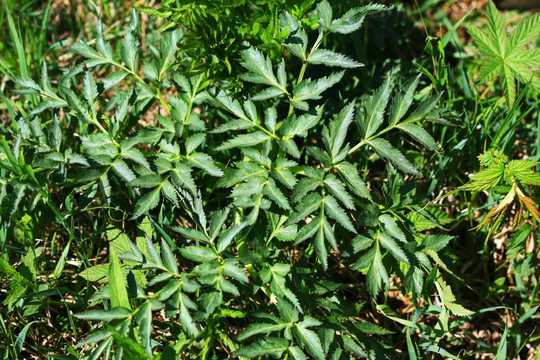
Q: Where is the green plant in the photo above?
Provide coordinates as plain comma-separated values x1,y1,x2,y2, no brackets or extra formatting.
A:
7,1,540,359
468,0,540,106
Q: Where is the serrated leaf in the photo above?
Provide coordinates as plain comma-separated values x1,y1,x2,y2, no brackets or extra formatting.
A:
83,71,98,103
264,178,291,210
388,75,420,126
379,214,406,242
237,321,289,342
240,48,287,94
397,123,438,151
234,337,289,358
223,260,249,283
161,238,178,273
121,31,139,71
187,152,223,177
102,71,129,91
217,222,247,253
367,138,420,175
121,147,151,170
323,195,356,233
324,174,354,210
293,323,325,360
79,264,109,282
216,131,271,151
270,274,302,313
291,72,344,110
359,77,391,139
133,186,161,218
200,290,223,317
281,106,324,138
367,242,389,296
134,301,152,356
180,246,218,262
287,193,323,224
378,232,409,264
308,49,363,68
111,158,136,183
335,162,372,201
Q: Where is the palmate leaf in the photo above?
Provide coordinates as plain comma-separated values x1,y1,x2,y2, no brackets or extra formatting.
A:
468,0,540,105
507,160,540,186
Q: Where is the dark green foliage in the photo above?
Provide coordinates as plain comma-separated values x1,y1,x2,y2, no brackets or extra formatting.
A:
1,0,539,359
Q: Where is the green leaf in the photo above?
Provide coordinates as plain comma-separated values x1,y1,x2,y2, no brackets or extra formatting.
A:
79,264,109,282
237,320,289,341
388,75,420,126
335,162,372,201
323,101,355,160
367,138,420,176
397,123,438,151
367,242,389,296
216,131,271,151
281,106,324,138
291,72,344,111
217,222,248,253
379,214,406,242
287,193,323,224
133,187,161,219
74,308,131,321
323,195,356,233
330,4,388,34
293,323,325,360
161,238,178,273
271,272,302,313
359,77,391,139
108,247,131,310
289,346,308,360
264,178,291,210
323,174,354,210
111,159,136,183
121,27,139,71
317,0,333,29
121,147,151,170
200,290,223,317
240,47,288,94
234,337,289,358
308,49,363,68
83,72,98,103
134,301,152,356
187,152,223,177
180,246,218,262
378,232,409,264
